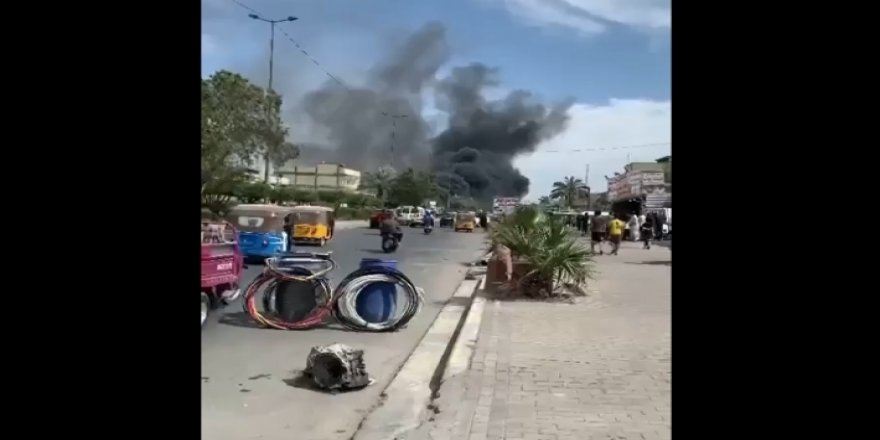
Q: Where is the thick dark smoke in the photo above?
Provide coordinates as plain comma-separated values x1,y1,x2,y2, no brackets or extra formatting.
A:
300,22,449,170
431,64,573,201
300,22,572,202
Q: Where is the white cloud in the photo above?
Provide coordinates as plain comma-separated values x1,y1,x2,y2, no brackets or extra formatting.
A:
514,99,671,201
484,0,671,36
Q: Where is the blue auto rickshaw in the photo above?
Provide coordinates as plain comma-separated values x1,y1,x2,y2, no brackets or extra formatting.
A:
225,204,293,262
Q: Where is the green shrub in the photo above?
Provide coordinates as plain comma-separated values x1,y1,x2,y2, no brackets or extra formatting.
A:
269,187,296,204
233,182,272,203
291,189,317,204
335,207,372,220
317,190,346,205
342,192,380,208
491,209,594,298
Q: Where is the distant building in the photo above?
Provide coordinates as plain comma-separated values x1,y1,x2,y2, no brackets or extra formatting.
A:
274,161,361,192
606,160,670,214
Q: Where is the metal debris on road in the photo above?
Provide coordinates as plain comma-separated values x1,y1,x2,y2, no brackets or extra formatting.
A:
304,343,373,391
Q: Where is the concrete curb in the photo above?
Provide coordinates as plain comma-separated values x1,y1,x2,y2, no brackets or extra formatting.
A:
441,277,486,384
352,275,485,440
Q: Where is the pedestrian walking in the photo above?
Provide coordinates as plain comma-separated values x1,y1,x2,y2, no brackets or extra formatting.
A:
654,211,665,241
628,213,640,241
590,210,609,255
640,215,654,249
607,215,625,255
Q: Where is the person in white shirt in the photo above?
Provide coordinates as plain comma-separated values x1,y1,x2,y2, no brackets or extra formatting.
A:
628,214,640,241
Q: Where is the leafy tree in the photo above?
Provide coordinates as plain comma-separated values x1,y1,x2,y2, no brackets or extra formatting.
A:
317,190,346,206
258,92,300,181
341,193,380,208
234,181,272,203
269,186,296,204
387,168,439,207
201,168,250,216
290,189,317,204
359,166,397,202
550,176,587,209
201,70,297,191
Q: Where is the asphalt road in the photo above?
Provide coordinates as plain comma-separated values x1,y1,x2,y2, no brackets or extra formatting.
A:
201,225,488,440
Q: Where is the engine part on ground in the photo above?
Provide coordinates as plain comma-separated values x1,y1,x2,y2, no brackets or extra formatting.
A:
334,263,424,332
304,343,372,391
244,254,336,330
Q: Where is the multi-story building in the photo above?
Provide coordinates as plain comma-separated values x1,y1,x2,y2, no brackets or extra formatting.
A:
274,161,361,192
606,160,670,214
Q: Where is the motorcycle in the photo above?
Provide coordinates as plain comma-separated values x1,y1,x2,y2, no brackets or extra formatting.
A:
381,231,402,253
424,225,433,235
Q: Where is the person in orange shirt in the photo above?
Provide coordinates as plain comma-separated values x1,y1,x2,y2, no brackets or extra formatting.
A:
607,215,626,255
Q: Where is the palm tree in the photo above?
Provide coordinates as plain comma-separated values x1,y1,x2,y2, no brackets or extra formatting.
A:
359,166,396,203
550,176,586,209
491,206,594,298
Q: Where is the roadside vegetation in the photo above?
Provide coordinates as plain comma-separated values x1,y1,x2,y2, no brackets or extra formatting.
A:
201,68,505,219
489,205,595,298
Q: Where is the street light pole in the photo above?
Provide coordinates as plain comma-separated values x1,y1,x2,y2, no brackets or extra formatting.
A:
268,21,275,90
248,13,298,182
381,112,407,168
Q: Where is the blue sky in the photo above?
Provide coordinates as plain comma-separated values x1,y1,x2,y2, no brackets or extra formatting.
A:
202,0,671,200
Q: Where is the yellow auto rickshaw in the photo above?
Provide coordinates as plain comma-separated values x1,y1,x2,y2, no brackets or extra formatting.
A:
454,211,476,232
288,206,335,246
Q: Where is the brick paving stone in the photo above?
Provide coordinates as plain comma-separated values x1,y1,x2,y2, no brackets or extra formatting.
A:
406,241,671,440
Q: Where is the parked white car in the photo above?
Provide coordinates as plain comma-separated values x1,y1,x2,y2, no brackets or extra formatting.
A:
395,206,426,226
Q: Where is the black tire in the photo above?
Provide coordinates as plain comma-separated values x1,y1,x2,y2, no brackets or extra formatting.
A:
382,237,398,253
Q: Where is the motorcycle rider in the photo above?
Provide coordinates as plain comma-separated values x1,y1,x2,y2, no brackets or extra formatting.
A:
422,210,435,229
380,212,404,242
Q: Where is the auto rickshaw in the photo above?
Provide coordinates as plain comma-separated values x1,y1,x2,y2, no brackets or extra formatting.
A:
288,206,335,246
225,204,293,261
454,211,477,232
201,221,244,328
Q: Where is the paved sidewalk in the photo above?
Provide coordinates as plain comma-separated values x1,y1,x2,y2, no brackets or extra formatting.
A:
409,241,671,440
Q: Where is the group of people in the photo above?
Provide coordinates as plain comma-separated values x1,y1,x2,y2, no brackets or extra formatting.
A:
577,210,668,255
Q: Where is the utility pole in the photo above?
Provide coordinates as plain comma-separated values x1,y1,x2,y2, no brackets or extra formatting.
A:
585,163,590,209
381,112,407,168
248,13,298,182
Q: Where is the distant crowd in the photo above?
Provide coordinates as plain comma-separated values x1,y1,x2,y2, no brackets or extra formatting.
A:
576,211,669,255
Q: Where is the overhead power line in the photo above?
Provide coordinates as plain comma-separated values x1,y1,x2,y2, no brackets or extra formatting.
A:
540,142,671,153
229,0,350,91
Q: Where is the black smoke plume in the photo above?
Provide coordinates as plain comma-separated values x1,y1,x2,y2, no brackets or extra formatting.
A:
299,22,449,169
299,22,572,202
431,64,572,202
